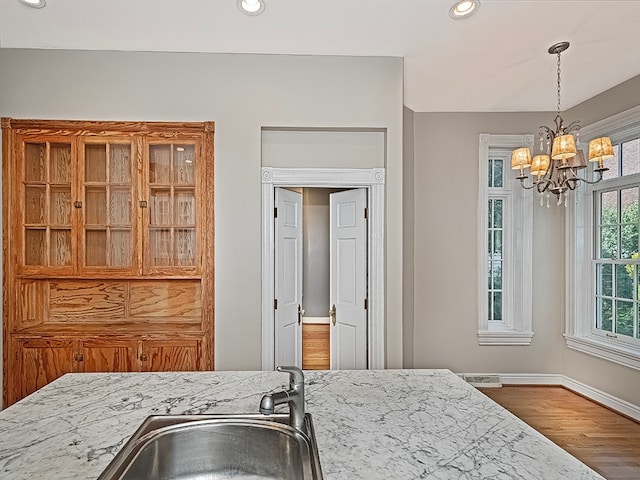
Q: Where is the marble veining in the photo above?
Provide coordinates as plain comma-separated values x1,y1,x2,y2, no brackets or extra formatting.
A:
0,369,604,479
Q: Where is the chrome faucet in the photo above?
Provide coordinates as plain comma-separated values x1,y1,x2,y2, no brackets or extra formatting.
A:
259,366,305,430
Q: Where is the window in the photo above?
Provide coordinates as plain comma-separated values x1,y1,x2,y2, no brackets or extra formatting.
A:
478,134,533,345
566,105,640,370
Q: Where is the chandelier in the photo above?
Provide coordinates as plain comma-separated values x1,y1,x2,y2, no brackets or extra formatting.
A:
511,42,614,206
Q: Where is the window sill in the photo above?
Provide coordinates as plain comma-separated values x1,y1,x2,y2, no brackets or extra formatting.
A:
478,330,533,346
565,334,640,371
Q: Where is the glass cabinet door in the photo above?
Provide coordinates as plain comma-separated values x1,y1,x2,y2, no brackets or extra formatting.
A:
147,143,197,269
23,141,73,270
81,141,135,270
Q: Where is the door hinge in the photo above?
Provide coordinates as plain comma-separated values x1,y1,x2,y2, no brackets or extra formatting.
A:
364,298,368,310
274,298,278,310
274,207,278,219
364,207,368,219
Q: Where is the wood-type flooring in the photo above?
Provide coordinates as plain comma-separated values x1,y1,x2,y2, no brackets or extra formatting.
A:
479,386,640,480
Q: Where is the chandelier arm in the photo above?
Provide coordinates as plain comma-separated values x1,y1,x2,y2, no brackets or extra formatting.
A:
565,178,579,191
535,179,551,194
563,121,581,135
517,177,538,190
569,169,605,185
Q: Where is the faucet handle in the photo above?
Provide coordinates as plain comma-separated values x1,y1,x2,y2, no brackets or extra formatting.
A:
276,365,304,386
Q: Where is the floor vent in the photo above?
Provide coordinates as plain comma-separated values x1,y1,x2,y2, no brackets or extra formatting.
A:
463,375,502,388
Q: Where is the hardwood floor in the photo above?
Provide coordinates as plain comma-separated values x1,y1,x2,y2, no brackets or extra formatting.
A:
479,386,640,480
302,323,330,370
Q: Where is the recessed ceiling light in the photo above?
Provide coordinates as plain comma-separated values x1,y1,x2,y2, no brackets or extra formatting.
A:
237,0,265,16
449,0,480,19
18,0,46,8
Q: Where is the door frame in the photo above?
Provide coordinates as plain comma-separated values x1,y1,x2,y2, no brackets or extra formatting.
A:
261,167,385,371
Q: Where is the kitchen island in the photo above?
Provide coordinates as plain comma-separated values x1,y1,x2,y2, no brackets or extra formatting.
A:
0,369,603,479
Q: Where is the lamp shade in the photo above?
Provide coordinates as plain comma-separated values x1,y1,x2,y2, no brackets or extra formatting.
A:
551,134,577,161
569,150,587,169
530,154,550,177
511,147,532,169
588,137,614,163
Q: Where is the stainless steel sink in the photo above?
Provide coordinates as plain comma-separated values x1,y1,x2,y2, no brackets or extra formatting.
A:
97,413,322,480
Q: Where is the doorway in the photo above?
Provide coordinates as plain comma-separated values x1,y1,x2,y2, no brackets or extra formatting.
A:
274,187,368,370
261,167,385,371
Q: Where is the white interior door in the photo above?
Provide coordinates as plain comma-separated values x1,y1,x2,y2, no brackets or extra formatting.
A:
275,188,303,368
330,188,367,369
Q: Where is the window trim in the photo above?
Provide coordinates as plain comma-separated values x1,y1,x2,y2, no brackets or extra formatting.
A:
566,104,640,371
478,134,534,345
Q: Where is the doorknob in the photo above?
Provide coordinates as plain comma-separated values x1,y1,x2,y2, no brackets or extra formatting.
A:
330,304,336,326
297,304,305,325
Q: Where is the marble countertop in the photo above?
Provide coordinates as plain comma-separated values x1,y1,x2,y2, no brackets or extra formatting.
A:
0,369,603,479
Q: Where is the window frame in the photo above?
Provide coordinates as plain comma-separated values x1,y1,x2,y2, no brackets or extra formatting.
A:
477,134,534,345
566,105,640,371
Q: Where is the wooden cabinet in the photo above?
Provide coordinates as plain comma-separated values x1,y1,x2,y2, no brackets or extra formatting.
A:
2,119,214,406
17,338,77,400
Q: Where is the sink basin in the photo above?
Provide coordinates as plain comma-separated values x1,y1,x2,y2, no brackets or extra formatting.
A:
98,413,322,480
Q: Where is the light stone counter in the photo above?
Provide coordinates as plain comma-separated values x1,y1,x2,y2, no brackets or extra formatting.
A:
0,369,603,479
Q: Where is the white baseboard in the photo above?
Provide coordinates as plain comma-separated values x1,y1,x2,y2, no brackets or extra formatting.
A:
462,372,640,422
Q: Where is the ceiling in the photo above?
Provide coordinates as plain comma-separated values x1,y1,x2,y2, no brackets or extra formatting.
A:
1,0,639,112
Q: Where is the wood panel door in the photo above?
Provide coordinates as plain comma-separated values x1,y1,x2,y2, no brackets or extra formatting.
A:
142,339,201,372
274,188,303,368
79,339,139,373
18,338,78,401
330,188,368,370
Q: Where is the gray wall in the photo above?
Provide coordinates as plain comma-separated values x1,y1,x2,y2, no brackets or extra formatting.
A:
409,77,640,407
561,76,640,406
302,188,335,318
0,49,404,392
411,112,565,374
402,106,415,368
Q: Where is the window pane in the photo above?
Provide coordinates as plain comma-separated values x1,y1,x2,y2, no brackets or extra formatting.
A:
600,226,618,259
493,230,502,258
599,297,613,331
493,261,502,290
487,292,492,321
494,159,503,188
621,138,640,176
494,199,503,228
602,144,620,180
493,292,502,321
616,300,634,336
620,187,638,259
488,200,493,228
597,263,613,296
488,159,493,187
600,191,618,225
615,264,634,300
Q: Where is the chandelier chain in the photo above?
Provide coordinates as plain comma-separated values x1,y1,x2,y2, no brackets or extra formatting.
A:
556,51,562,115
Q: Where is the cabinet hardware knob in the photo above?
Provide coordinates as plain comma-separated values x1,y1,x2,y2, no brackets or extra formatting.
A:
74,353,83,362
139,200,147,208
73,201,82,208
140,353,148,362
